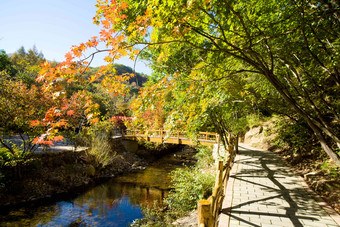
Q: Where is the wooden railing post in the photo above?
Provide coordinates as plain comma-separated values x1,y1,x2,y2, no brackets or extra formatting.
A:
227,133,231,144
198,200,213,227
235,135,239,154
206,132,208,141
227,144,233,154
177,131,180,144
216,161,223,185
160,129,163,143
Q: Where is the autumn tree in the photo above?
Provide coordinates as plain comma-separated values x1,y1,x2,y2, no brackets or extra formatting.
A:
38,0,340,165
0,76,52,156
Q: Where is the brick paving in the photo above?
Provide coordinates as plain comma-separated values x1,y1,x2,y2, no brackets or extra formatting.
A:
218,144,340,227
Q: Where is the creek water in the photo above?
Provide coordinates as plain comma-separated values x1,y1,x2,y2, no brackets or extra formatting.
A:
0,148,196,227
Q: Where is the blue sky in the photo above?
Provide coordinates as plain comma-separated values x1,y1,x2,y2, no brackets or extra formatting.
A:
0,0,151,75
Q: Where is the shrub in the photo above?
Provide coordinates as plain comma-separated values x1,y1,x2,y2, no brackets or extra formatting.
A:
133,146,216,225
320,161,340,179
0,145,29,168
165,166,215,216
130,201,172,227
87,134,116,168
75,119,118,168
273,117,318,156
195,145,214,168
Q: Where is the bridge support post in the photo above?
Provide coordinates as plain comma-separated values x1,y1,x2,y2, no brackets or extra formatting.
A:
122,140,139,153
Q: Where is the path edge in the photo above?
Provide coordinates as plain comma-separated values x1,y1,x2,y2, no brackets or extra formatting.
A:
217,153,241,227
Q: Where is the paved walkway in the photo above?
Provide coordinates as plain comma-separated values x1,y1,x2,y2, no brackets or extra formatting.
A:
218,144,340,227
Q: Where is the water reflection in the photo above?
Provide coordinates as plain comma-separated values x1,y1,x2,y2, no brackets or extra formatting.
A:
1,149,195,226
2,165,175,226
2,182,169,226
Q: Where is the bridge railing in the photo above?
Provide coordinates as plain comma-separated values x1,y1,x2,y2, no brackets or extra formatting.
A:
123,129,219,144
197,137,238,227
197,132,219,142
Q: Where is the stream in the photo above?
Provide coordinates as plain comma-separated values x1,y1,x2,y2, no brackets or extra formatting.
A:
0,148,196,226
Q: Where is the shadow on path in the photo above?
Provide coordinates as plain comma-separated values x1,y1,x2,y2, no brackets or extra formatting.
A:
220,146,334,226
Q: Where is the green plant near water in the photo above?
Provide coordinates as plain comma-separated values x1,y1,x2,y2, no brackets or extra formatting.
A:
130,201,173,227
194,145,214,168
88,134,115,168
166,166,215,215
131,146,215,226
165,146,215,216
80,119,118,168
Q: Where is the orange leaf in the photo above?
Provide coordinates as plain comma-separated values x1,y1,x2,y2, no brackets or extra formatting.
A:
30,120,41,127
67,110,74,116
53,135,64,142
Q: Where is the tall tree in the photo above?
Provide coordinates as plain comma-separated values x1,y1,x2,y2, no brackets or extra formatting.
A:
9,46,46,86
0,50,16,77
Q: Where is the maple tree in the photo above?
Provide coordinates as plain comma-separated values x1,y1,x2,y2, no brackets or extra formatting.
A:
0,76,52,155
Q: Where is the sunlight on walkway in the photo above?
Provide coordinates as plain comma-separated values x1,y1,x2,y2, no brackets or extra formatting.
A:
218,145,340,227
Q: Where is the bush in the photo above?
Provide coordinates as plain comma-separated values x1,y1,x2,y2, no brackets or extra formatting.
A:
0,145,29,168
87,134,116,168
320,161,340,178
74,119,118,168
165,166,215,216
273,117,318,156
130,201,173,227
132,146,216,226
195,145,214,168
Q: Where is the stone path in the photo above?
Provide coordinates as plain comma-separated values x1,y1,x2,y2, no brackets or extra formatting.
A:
218,144,340,227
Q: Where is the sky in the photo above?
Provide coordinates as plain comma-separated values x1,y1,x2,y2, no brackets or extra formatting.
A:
0,0,151,75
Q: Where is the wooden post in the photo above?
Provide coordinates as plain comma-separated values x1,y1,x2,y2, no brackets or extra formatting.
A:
227,133,231,144
160,129,163,143
177,131,180,144
235,135,239,154
217,161,223,185
198,200,212,227
227,145,233,154
206,132,208,141
228,136,234,155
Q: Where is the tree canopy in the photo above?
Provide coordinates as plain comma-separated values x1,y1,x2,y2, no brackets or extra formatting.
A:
37,0,340,165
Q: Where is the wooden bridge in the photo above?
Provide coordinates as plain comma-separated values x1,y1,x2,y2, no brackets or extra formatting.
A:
122,129,219,146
